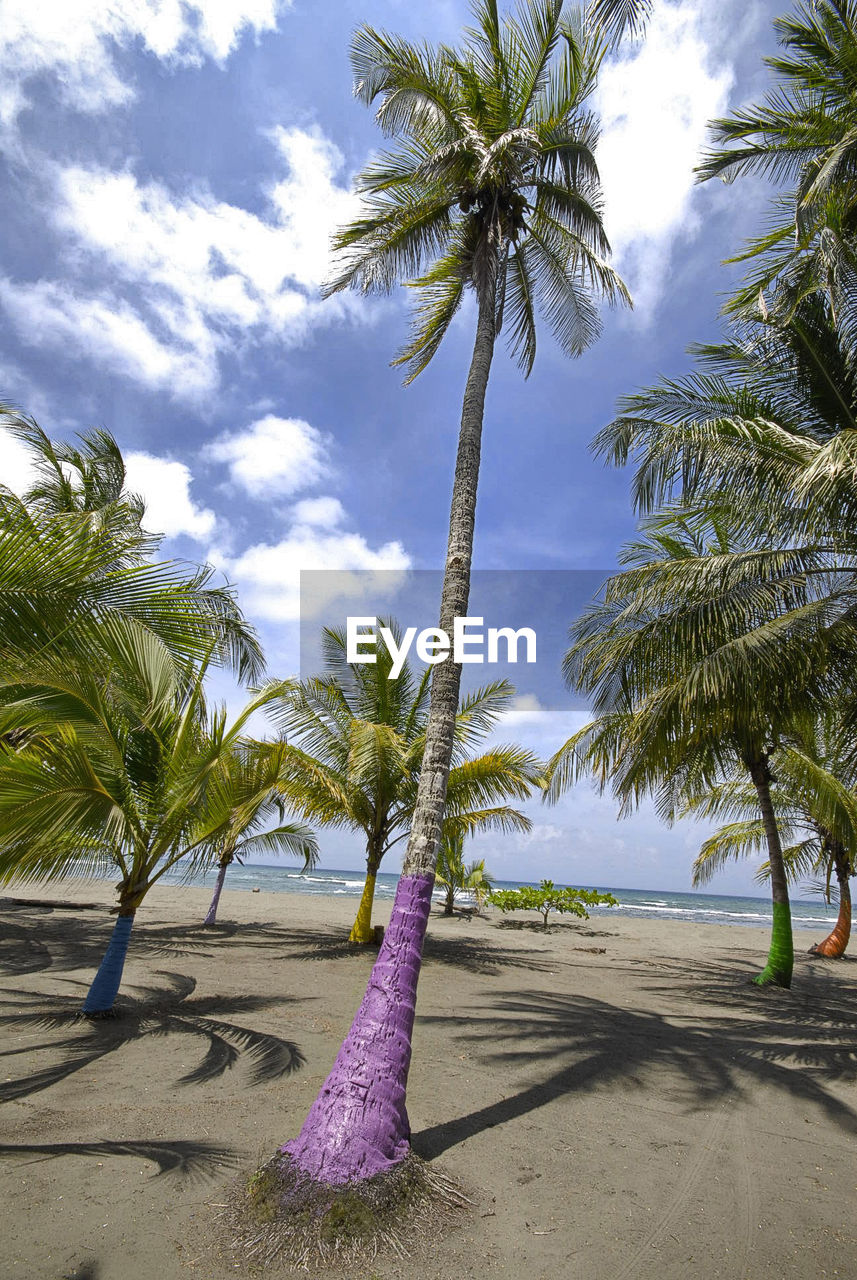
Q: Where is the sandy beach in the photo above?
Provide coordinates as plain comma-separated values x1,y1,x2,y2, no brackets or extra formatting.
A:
1,881,855,1280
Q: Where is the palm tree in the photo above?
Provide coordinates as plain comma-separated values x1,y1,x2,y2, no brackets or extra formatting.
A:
198,741,319,927
0,411,263,686
588,0,652,43
3,409,148,546
0,634,315,1015
546,511,835,987
282,0,627,1188
592,296,857,665
271,626,539,943
688,709,857,958
722,191,857,355
697,2,857,229
695,2,857,358
435,828,496,915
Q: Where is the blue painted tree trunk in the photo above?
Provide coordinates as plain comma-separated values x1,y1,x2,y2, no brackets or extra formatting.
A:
82,913,135,1015
204,861,229,926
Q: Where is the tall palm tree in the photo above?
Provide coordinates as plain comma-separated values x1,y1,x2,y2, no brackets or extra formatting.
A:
688,709,857,958
0,634,314,1015
272,626,539,943
591,297,857,664
722,191,857,355
696,2,857,356
3,409,148,547
545,511,835,987
588,0,652,43
283,0,627,1188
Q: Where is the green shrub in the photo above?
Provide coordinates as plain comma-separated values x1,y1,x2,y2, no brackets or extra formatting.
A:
488,879,617,928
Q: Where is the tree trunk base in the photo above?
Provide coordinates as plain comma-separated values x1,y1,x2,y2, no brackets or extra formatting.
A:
282,873,433,1183
750,968,792,989
349,870,379,944
752,899,794,989
228,1150,470,1271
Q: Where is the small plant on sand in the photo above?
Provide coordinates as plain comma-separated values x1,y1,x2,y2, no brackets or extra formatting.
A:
435,829,496,916
489,879,617,929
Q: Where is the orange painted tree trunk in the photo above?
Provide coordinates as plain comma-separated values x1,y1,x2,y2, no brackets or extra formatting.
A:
810,842,851,958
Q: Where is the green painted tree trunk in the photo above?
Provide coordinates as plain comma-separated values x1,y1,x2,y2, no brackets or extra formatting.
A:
750,757,794,987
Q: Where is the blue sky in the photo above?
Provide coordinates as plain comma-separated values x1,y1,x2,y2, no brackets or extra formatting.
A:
0,0,792,895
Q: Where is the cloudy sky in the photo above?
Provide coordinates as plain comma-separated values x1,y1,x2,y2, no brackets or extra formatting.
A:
0,0,792,894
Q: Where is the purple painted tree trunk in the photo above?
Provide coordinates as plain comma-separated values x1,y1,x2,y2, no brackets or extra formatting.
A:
281,273,498,1187
282,872,433,1183
204,861,229,926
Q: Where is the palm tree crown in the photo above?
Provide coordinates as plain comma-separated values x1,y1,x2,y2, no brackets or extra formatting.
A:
0,412,263,686
326,0,629,380
271,625,540,941
697,1,857,221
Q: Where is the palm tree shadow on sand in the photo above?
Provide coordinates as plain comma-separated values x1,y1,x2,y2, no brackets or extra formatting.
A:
0,899,277,976
277,924,561,976
0,1137,237,1185
0,970,307,1102
413,955,857,1160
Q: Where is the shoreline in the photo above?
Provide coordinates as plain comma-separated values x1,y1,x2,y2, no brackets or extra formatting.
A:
2,874,828,933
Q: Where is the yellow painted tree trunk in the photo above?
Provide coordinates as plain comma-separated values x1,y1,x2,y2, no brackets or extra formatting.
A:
349,870,378,944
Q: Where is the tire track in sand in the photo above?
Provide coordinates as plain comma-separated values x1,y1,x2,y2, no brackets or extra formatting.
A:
734,1109,759,1279
606,1105,730,1280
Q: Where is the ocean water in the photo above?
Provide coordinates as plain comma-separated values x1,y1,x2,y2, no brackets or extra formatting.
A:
161,863,835,931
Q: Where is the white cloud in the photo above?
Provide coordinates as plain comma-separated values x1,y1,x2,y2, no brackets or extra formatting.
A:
55,129,357,310
0,129,361,402
224,527,411,622
205,415,332,497
0,426,36,494
0,278,216,398
267,127,360,290
124,451,216,540
200,407,411,623
595,0,733,314
292,496,346,528
521,823,566,845
0,0,288,126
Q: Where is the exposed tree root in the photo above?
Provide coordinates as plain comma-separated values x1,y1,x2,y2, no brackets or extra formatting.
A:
226,1151,471,1271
